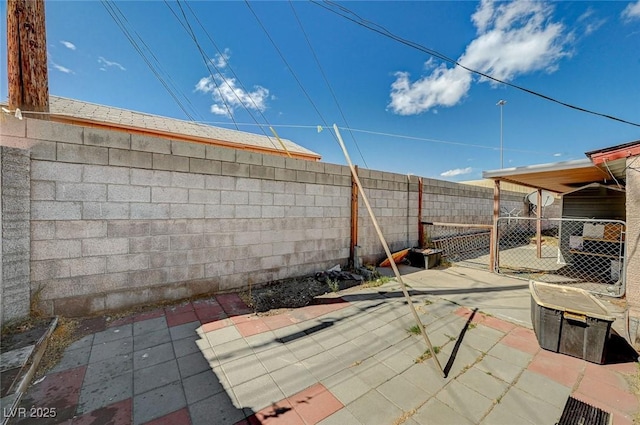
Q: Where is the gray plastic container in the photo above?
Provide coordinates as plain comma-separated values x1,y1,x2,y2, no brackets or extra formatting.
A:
530,281,615,364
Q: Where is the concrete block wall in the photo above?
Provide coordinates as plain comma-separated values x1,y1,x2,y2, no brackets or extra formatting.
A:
1,144,31,326
24,118,353,315
356,171,418,262
0,116,535,317
625,155,640,343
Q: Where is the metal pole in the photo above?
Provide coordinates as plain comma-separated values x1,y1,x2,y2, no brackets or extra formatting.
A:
497,100,506,168
333,124,445,378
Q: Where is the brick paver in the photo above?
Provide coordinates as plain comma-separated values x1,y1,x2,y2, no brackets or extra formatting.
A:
10,286,639,425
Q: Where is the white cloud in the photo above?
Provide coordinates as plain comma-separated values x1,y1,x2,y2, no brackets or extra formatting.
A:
578,8,606,36
98,56,126,71
50,60,73,74
622,1,640,22
197,76,269,117
440,167,473,177
553,152,562,157
195,51,270,117
60,40,76,50
389,0,571,115
209,49,231,69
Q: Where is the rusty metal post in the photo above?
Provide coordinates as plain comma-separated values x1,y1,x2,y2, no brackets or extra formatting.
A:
418,177,424,248
350,165,359,267
7,0,49,117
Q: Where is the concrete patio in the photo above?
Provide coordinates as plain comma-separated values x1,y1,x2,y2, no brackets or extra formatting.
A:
5,267,638,425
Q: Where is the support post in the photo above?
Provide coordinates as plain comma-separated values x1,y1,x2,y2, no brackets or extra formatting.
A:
350,165,359,267
536,189,542,259
333,124,445,378
7,0,49,117
490,179,501,272
418,177,424,248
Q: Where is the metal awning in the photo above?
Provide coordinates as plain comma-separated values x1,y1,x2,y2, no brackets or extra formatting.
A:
482,158,625,194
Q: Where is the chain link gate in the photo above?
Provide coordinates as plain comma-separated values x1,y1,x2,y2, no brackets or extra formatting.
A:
495,217,626,297
424,223,493,270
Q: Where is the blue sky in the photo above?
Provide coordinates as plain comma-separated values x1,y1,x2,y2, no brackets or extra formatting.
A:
2,0,640,181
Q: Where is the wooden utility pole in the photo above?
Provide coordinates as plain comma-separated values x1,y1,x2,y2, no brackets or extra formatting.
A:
7,0,49,117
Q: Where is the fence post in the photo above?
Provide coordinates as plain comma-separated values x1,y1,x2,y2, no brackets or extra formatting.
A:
418,177,424,248
350,165,358,267
490,180,500,272
536,189,542,259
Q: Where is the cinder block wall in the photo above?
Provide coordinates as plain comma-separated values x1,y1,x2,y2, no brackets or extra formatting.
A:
625,155,640,343
1,145,31,326
0,116,531,318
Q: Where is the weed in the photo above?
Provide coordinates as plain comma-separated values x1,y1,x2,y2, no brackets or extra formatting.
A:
364,276,392,288
495,395,502,404
423,298,433,306
30,284,46,318
327,279,340,293
392,409,418,425
35,317,78,379
445,334,456,342
468,323,477,330
351,360,363,367
415,346,440,363
408,325,422,335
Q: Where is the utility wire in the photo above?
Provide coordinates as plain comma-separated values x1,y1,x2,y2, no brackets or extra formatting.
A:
180,1,283,150
191,120,565,156
100,0,200,122
164,0,239,130
244,0,369,166
289,0,368,168
312,0,640,128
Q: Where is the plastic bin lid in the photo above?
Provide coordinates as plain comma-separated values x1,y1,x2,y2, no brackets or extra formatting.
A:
529,280,615,322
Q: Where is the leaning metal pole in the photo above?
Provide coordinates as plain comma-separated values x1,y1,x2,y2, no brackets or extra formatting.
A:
333,124,445,377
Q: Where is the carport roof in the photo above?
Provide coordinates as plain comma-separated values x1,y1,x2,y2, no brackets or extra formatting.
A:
482,158,623,194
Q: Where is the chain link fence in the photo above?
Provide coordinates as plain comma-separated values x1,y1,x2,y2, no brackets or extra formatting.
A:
496,217,625,297
423,223,493,270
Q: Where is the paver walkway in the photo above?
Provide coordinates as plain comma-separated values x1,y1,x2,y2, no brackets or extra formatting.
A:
6,271,639,425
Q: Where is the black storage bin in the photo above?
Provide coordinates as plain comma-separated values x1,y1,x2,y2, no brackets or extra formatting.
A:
408,248,442,269
530,281,614,364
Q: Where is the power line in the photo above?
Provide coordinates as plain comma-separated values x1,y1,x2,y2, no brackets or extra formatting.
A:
167,0,282,151
244,0,370,166
288,0,368,168
312,0,640,128
100,0,201,122
163,0,238,129
191,120,566,156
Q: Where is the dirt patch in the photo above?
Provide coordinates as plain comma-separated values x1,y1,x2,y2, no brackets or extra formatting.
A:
244,272,364,313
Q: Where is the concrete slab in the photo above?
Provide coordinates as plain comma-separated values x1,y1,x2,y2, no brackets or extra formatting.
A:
181,369,226,405
436,379,494,424
133,359,180,395
49,345,91,373
133,381,186,425
93,324,133,345
77,372,132,415
346,389,403,425
89,336,133,364
14,272,638,425
413,397,475,425
133,327,172,351
188,392,244,425
133,341,175,370
83,354,132,386
0,346,34,372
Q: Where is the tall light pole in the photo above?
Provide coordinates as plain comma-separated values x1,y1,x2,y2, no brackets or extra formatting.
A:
497,100,506,168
